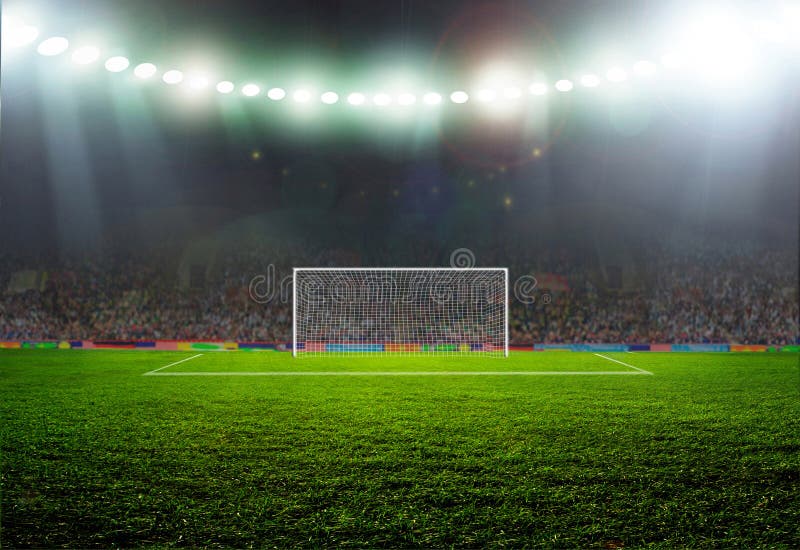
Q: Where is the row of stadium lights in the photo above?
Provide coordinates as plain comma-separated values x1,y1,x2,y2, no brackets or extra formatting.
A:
3,13,795,107
10,29,665,105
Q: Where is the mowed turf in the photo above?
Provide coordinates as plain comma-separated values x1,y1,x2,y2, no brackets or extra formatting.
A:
1,351,798,548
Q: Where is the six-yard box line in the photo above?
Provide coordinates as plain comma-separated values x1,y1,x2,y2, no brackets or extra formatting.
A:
142,352,653,376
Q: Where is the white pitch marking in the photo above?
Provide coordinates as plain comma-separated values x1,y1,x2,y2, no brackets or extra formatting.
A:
146,370,648,377
143,353,204,375
593,353,653,375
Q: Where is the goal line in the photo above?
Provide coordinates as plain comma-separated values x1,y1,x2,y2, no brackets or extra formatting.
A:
142,351,654,376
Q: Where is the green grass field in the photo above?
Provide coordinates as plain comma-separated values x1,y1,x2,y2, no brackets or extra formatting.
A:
1,350,798,548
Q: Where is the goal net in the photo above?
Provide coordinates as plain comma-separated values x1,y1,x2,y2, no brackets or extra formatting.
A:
293,268,508,357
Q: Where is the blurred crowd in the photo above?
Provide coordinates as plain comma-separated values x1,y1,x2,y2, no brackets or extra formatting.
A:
508,244,799,345
1,235,797,345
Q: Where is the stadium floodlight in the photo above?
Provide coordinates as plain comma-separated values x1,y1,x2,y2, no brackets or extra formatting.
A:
450,90,469,103
104,56,130,72
2,16,19,43
477,89,497,102
422,92,442,105
678,4,754,82
292,268,509,357
347,92,366,106
677,8,755,79
134,62,157,79
268,87,286,100
475,62,523,102
12,25,40,48
373,93,392,106
321,91,339,104
293,89,312,103
37,36,69,56
555,79,574,92
633,60,657,76
529,82,548,95
71,46,100,65
606,67,628,82
241,83,260,96
162,70,184,85
580,74,600,87
397,92,416,106
216,80,235,94
2,17,39,49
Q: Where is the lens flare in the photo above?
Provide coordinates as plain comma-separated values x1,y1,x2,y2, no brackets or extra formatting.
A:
606,67,628,82
373,93,392,106
188,75,209,90
71,46,100,65
580,74,600,87
347,92,366,106
423,92,442,105
477,89,496,102
397,92,417,106
633,60,657,76
293,89,312,103
529,82,548,95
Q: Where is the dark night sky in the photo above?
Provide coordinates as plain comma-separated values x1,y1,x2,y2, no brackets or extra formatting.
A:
1,0,798,255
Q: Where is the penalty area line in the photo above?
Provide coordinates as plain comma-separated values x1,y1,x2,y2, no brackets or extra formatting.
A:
143,353,204,375
593,353,653,375
145,370,648,377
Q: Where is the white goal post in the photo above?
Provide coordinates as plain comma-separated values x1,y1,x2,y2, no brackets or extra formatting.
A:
292,268,509,357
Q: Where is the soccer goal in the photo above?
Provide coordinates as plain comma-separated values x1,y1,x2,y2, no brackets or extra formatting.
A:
293,268,508,357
